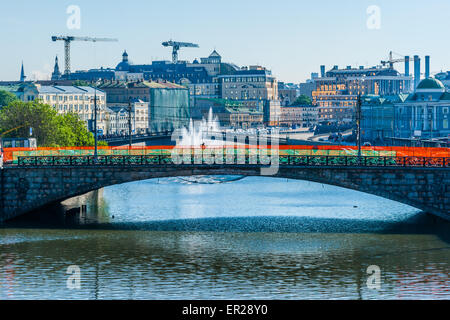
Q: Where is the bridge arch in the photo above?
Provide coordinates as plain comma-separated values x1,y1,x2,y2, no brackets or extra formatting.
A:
1,164,449,222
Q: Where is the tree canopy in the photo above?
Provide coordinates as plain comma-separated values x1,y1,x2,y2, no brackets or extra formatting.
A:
291,95,313,106
0,90,18,107
0,100,97,147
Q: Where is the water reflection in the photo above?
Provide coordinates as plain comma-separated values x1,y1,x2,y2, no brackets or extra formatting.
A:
0,177,449,300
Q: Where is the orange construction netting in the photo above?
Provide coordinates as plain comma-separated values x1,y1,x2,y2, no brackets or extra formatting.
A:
3,145,449,164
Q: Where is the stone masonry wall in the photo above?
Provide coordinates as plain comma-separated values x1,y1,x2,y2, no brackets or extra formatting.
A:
0,165,448,222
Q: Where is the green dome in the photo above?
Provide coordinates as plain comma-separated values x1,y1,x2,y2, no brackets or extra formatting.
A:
417,78,445,90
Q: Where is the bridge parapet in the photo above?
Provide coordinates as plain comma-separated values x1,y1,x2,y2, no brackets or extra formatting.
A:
16,155,450,168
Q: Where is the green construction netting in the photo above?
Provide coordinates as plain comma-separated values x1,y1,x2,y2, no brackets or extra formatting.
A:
149,88,190,133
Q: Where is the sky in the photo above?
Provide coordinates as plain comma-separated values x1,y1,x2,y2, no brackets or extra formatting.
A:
0,0,449,83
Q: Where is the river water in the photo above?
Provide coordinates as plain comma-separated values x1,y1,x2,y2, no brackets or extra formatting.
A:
0,177,449,300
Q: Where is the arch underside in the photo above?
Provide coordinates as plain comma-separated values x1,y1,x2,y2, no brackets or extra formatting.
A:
24,166,445,219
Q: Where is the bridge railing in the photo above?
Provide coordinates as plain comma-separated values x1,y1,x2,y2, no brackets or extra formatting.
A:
16,155,449,168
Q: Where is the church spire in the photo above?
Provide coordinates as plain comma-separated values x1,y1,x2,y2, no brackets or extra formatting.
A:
20,62,26,82
51,56,62,80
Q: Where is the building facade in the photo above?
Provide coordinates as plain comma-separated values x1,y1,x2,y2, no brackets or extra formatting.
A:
194,98,264,129
278,82,300,106
218,66,280,126
280,105,318,128
313,65,413,124
362,78,450,142
12,83,108,133
48,49,282,128
98,80,190,134
106,99,149,135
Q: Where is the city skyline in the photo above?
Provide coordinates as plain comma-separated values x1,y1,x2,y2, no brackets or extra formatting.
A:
1,0,449,83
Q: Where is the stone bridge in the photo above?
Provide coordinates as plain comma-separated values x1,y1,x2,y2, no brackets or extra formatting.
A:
0,155,449,222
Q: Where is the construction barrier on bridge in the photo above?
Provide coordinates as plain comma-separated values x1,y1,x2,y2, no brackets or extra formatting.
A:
3,145,449,164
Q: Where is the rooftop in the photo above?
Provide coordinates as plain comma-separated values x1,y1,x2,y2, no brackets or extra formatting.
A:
143,81,186,89
98,81,186,90
34,85,105,95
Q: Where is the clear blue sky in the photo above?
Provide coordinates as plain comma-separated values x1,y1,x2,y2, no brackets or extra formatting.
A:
1,0,449,82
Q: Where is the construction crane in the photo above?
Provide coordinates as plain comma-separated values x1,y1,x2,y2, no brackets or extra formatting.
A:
381,51,414,69
162,41,199,64
51,36,118,75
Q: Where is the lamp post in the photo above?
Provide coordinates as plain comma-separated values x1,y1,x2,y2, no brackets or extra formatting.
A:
91,80,101,162
356,76,366,159
128,96,133,149
356,93,362,158
94,88,98,161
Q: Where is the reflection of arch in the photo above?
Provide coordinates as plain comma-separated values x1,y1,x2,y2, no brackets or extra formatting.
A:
2,165,449,221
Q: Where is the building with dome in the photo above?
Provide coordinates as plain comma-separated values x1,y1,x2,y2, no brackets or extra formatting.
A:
110,49,236,104
361,77,450,143
48,48,282,127
116,51,130,72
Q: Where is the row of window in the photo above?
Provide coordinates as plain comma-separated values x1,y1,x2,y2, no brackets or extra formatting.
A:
53,104,105,112
222,77,266,83
39,94,105,102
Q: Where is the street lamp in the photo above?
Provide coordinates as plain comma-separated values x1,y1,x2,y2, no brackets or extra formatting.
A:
91,80,102,162
356,76,366,159
128,96,133,149
356,94,362,158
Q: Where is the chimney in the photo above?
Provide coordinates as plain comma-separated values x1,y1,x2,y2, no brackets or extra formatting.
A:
320,65,325,77
425,55,430,79
414,55,421,88
404,56,410,76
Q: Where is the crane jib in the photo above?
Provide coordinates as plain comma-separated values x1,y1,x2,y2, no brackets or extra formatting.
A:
51,35,118,75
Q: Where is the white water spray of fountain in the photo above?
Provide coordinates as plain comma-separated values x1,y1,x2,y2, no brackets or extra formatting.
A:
175,108,245,184
178,108,223,147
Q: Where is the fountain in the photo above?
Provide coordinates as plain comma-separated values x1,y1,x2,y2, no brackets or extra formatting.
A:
175,108,244,184
178,108,223,147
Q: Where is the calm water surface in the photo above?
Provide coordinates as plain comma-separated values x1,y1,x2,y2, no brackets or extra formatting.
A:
0,177,449,300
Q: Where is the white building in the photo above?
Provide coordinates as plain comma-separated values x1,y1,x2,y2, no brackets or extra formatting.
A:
14,83,108,133
106,99,150,135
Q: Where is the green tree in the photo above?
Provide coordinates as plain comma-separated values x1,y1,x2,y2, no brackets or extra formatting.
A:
57,113,95,147
0,100,97,147
0,90,18,107
291,95,313,106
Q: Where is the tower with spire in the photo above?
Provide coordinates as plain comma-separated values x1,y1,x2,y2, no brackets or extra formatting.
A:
51,56,62,80
20,62,26,82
